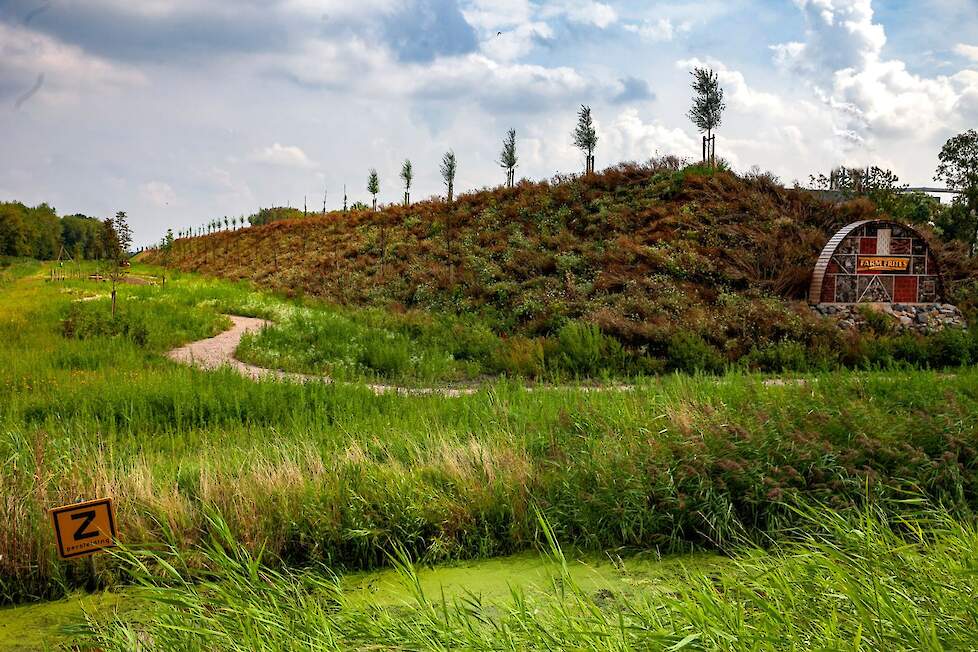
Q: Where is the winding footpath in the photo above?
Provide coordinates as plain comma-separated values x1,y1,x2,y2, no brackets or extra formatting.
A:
167,316,807,395
167,315,482,396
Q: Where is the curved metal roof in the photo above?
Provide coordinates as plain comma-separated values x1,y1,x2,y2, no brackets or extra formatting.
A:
808,219,940,305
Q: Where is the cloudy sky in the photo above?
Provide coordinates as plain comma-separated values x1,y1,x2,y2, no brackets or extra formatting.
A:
1,0,977,245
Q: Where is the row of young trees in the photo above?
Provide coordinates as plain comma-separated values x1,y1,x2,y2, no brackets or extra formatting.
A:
171,68,725,240
169,70,978,256
172,68,725,238
359,67,721,213
361,68,720,211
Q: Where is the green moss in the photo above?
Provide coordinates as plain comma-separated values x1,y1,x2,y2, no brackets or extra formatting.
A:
341,550,727,606
0,592,121,651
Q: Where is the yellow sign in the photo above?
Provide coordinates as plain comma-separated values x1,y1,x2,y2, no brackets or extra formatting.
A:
858,256,910,272
49,498,118,559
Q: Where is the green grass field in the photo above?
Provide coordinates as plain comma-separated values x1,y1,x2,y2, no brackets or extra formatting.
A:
3,259,978,648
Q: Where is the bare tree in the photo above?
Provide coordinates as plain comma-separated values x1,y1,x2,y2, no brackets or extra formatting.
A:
573,105,598,174
400,159,413,206
687,67,725,167
499,128,518,188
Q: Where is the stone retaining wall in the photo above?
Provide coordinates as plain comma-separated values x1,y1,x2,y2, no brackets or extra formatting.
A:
811,303,967,334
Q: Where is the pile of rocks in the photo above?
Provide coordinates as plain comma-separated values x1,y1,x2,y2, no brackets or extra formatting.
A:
811,303,967,334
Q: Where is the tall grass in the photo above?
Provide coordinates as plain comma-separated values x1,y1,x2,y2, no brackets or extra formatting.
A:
77,503,978,650
3,265,978,605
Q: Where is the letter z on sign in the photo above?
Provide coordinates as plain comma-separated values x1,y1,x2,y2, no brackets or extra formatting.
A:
49,498,118,559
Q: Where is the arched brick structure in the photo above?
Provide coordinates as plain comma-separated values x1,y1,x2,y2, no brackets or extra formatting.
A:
809,220,943,305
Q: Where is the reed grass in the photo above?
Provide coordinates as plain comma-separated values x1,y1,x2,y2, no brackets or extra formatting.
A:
3,263,977,607
76,502,978,650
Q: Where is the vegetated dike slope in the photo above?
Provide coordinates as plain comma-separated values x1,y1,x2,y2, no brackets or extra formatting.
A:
142,162,976,360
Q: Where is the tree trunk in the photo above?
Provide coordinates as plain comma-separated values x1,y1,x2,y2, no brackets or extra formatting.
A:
111,287,117,317
380,223,387,280
446,209,453,286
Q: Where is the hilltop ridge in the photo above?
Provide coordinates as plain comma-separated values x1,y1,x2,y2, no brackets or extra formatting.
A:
141,160,972,362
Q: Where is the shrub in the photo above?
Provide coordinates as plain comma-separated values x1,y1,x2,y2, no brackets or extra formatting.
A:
857,306,895,336
890,333,927,366
666,332,724,373
861,336,896,369
60,297,225,352
557,321,617,374
496,336,546,377
62,301,150,347
926,328,973,368
742,340,809,373
437,321,499,364
360,333,413,377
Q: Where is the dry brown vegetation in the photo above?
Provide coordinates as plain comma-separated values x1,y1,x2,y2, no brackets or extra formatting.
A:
141,161,978,361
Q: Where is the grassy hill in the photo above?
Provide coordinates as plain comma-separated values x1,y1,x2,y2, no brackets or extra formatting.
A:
142,160,978,373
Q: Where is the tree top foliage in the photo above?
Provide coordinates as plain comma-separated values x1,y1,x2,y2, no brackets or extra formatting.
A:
367,169,380,196
687,67,725,134
810,166,906,195
499,128,518,170
573,105,598,154
400,160,413,189
440,151,457,185
936,129,978,191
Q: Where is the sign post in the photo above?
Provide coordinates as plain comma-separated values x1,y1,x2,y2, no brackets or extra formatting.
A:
49,498,118,559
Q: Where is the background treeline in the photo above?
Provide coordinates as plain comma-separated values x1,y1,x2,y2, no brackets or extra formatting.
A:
0,201,107,259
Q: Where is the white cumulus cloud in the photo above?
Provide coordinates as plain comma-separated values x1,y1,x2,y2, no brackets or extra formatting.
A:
602,109,699,162
540,0,617,28
140,181,176,207
773,0,978,149
955,43,978,63
624,18,682,42
250,143,316,169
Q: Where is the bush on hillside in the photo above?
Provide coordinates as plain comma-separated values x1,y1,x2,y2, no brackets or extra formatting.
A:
496,336,547,378
926,328,973,368
857,305,896,336
554,321,626,377
667,332,724,373
741,340,810,372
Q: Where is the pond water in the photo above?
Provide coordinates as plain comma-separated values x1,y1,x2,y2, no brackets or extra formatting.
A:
0,550,728,650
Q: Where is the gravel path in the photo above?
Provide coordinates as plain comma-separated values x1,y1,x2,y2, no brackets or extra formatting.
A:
167,315,804,395
167,316,283,380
